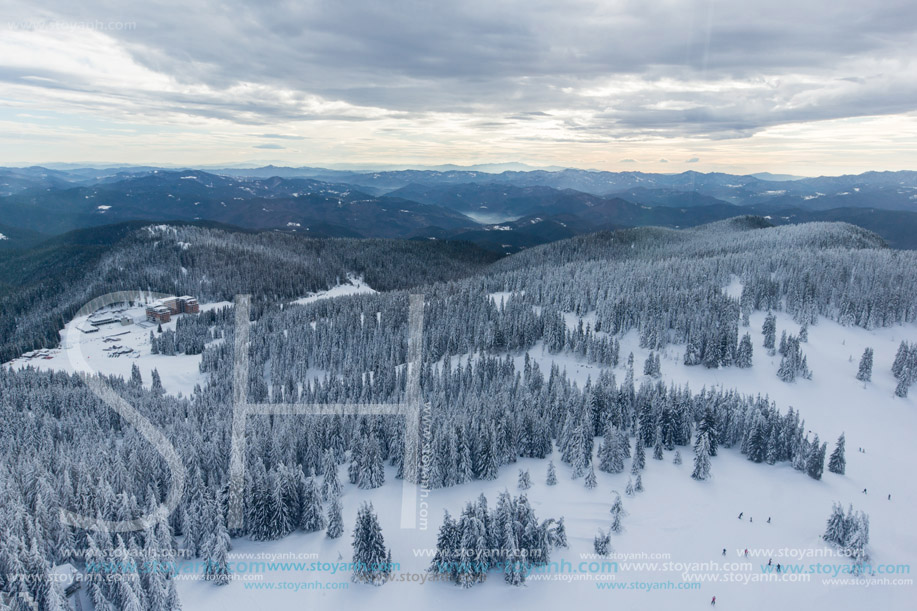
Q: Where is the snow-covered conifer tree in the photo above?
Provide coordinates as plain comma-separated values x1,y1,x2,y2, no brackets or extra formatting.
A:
593,529,611,556
584,465,597,489
856,348,873,382
518,469,532,490
546,461,557,486
692,432,712,480
326,494,344,539
828,434,846,475
351,502,392,586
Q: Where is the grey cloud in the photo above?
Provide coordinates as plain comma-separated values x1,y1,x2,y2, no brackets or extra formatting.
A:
686,157,700,163
254,143,284,149
6,0,917,139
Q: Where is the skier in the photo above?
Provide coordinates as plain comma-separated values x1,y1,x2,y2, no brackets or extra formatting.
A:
749,516,753,523
711,596,716,606
767,517,771,524
768,559,772,566
744,548,749,558
863,488,867,494
776,564,781,573
888,494,891,501
738,512,743,519
722,548,726,556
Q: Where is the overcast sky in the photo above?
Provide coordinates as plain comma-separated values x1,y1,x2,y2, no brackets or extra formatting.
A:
1,0,915,174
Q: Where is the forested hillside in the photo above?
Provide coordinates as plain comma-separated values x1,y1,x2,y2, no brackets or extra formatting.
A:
0,223,498,363
2,218,917,609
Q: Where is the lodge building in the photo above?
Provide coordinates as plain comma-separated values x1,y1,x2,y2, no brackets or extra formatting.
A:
145,295,200,323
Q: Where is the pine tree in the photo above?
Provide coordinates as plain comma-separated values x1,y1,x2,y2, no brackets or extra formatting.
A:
357,436,385,489
553,517,568,548
823,502,846,546
518,469,532,491
644,352,655,377
351,502,391,586
673,450,682,465
321,450,341,501
477,429,499,480
584,465,597,489
806,435,826,480
762,313,777,353
593,529,611,556
429,510,459,579
635,474,643,492
598,424,625,474
692,432,712,481
609,493,625,534
684,342,701,366
895,376,911,398
546,461,557,486
828,434,846,475
633,434,646,471
150,368,164,396
299,477,326,532
856,348,873,382
698,407,718,456
625,477,634,496
202,514,231,585
652,425,664,460
130,363,143,387
892,341,909,379
736,333,753,368
503,520,526,586
326,494,344,539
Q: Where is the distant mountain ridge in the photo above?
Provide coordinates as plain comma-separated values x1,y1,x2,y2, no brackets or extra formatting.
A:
2,165,917,252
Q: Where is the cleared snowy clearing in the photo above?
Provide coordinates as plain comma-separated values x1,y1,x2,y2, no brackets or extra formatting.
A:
3,300,230,396
292,275,376,306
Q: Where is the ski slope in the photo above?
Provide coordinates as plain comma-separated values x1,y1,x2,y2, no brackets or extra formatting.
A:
175,306,917,610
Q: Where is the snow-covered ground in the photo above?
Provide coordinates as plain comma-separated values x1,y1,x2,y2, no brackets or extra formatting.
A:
292,275,376,306
3,300,229,396
175,307,917,610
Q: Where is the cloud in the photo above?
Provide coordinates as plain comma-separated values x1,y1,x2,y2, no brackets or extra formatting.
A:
686,157,700,163
254,143,284,149
658,158,668,163
258,133,304,140
620,158,637,163
1,0,915,166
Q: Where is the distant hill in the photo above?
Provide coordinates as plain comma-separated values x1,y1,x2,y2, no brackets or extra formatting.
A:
2,166,916,252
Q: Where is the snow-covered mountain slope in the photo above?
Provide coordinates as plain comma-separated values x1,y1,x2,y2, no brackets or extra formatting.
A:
175,308,917,610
